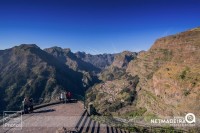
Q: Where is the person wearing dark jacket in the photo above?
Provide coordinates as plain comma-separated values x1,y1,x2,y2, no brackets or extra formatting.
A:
23,97,29,114
67,92,72,102
29,98,33,113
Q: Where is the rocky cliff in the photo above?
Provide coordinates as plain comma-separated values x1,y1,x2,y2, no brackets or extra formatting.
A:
127,27,200,117
86,27,200,119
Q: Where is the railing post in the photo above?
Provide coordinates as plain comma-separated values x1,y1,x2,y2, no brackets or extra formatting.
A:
84,93,86,109
82,78,87,109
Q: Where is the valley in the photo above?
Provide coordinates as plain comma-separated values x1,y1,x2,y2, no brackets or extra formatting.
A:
0,27,200,132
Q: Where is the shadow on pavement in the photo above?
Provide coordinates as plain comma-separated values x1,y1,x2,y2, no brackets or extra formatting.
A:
33,109,56,113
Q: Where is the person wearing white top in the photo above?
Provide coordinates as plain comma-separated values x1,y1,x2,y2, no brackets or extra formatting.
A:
60,92,64,103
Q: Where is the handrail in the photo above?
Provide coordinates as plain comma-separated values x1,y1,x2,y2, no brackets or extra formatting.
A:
0,111,22,126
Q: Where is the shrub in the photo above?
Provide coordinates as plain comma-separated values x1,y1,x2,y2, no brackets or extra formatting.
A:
121,87,130,93
180,70,187,79
180,67,190,80
88,92,96,101
183,88,190,96
108,101,123,112
128,107,147,117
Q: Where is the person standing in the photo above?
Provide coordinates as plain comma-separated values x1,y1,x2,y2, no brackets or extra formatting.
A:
67,91,72,102
60,92,64,103
65,91,68,103
23,97,29,114
29,98,33,113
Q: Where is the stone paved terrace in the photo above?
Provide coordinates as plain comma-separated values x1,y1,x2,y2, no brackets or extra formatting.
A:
0,102,130,133
0,101,188,133
0,102,84,133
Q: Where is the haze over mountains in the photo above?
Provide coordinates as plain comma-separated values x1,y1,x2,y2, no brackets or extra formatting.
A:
0,27,200,120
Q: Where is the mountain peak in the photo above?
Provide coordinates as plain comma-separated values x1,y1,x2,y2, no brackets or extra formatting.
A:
44,47,71,53
150,27,200,52
189,27,200,31
51,46,63,50
17,44,40,49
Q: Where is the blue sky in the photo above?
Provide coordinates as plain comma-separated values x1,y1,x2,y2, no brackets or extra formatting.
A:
0,0,200,54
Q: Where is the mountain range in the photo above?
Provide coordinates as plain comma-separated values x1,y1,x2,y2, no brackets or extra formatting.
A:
0,27,200,121
0,44,129,112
